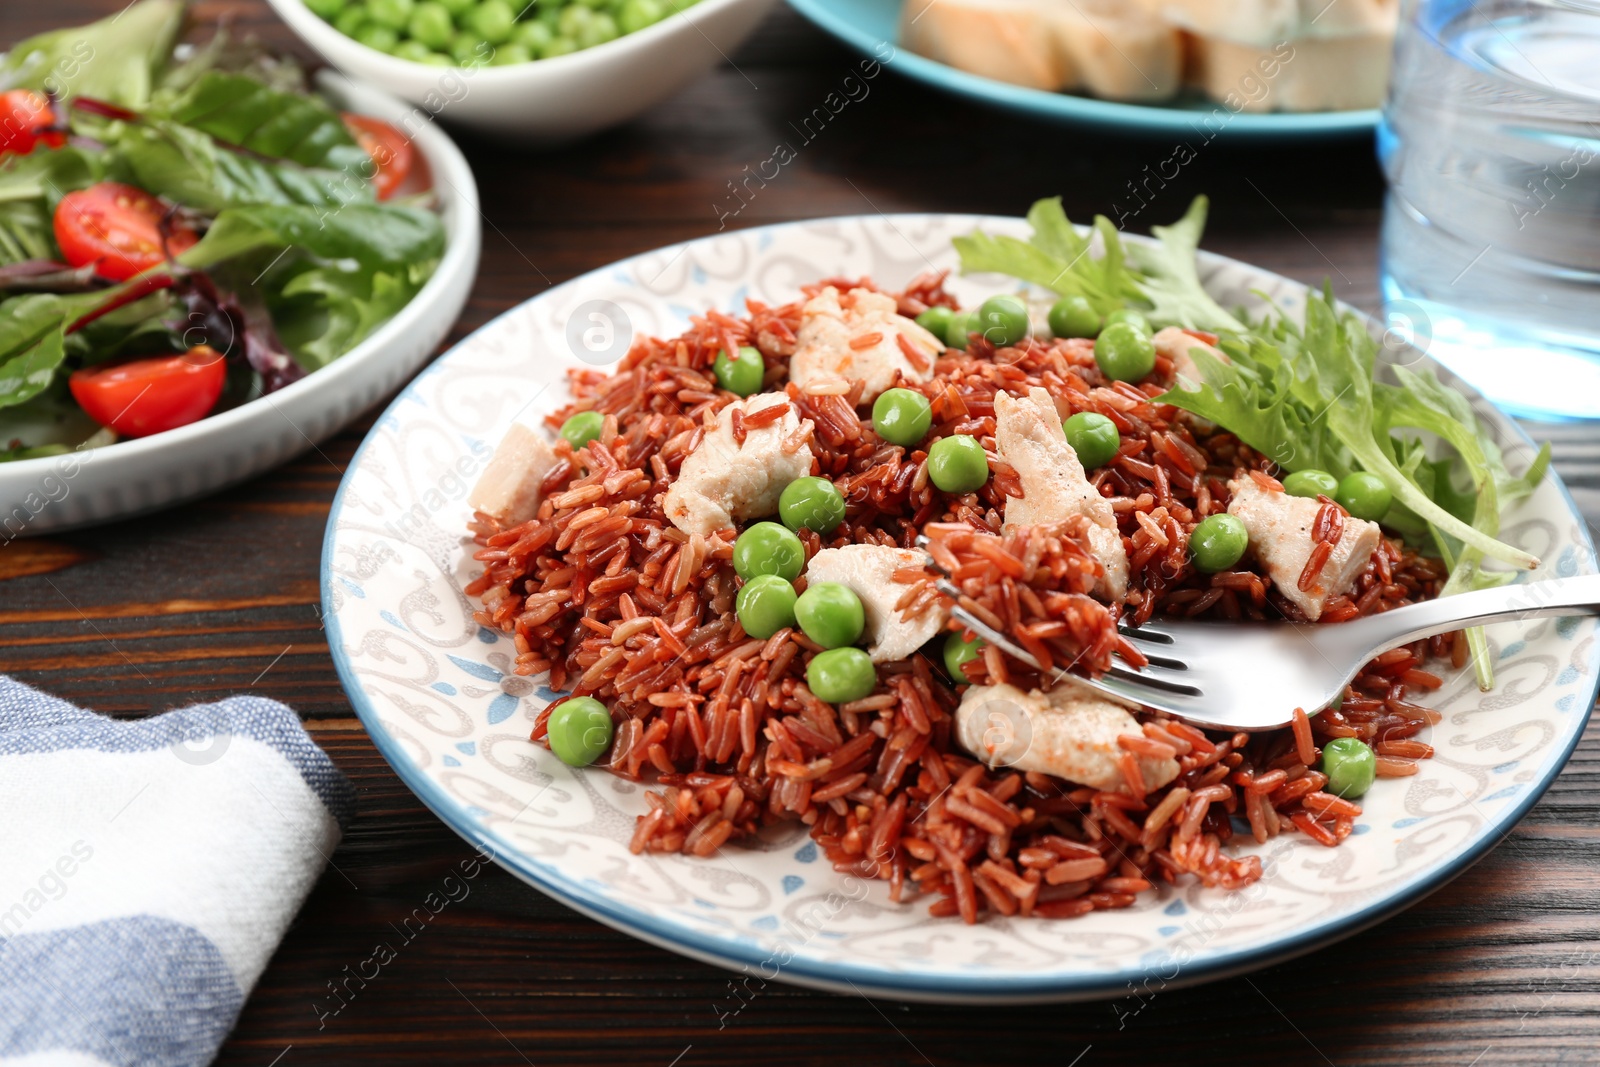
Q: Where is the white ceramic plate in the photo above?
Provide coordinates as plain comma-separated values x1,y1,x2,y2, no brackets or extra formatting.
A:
264,0,776,142
0,72,480,535
322,215,1598,1003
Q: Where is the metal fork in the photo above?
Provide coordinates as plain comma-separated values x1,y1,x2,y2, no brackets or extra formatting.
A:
931,558,1600,732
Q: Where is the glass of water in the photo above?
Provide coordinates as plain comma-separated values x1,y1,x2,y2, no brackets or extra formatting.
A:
1378,0,1600,420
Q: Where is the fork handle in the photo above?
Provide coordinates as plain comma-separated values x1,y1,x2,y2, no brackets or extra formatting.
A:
1335,572,1600,663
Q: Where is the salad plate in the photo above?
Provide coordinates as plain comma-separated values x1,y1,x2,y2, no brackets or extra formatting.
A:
321,213,1596,1003
788,0,1381,139
0,58,480,534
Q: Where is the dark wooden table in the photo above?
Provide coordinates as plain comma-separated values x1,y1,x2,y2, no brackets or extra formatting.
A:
7,2,1600,1063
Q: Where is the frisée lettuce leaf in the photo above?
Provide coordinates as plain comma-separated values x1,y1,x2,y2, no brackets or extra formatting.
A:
955,196,1548,689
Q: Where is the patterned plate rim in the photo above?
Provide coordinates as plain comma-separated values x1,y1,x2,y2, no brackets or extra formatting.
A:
321,213,1599,1003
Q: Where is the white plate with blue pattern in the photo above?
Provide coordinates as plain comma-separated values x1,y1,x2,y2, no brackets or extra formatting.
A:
321,214,1598,1003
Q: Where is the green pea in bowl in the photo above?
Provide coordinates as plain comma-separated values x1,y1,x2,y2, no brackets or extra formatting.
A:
264,0,774,142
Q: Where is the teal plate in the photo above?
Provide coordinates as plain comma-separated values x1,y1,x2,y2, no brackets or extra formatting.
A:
787,0,1381,138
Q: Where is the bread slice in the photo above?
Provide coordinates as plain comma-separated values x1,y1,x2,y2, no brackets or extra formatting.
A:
1186,29,1394,111
1132,0,1397,47
901,0,1183,101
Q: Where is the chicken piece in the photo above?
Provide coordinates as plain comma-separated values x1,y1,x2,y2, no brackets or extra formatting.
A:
1226,476,1382,621
468,422,558,526
662,393,814,538
802,544,949,663
1154,326,1230,389
788,286,941,404
994,387,1130,600
955,681,1179,795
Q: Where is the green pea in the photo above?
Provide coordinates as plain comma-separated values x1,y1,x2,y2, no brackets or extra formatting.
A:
1283,469,1339,499
618,0,666,33
944,311,975,350
778,476,846,535
541,35,578,57
407,1,455,48
513,20,553,53
1093,321,1157,383
732,522,806,582
333,6,369,35
1189,513,1249,573
735,574,798,640
794,581,865,649
914,305,954,340
366,0,414,29
467,0,516,43
354,22,400,50
577,11,619,47
1047,295,1100,339
546,696,614,767
943,631,983,681
806,647,876,704
450,31,493,65
304,0,347,20
490,41,532,64
926,435,989,494
558,4,595,36
871,387,932,447
1320,736,1376,799
1104,308,1153,334
437,0,474,15
713,345,764,397
1063,411,1120,470
559,410,604,450
974,294,1030,348
1336,471,1392,522
391,38,436,61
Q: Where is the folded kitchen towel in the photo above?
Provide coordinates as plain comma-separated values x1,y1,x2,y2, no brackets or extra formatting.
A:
0,676,356,1067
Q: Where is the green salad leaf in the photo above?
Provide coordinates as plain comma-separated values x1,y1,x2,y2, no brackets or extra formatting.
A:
182,203,445,271
116,122,372,212
271,262,430,369
0,148,107,267
956,196,1549,689
0,290,118,410
159,72,370,174
952,198,1141,315
1,0,183,108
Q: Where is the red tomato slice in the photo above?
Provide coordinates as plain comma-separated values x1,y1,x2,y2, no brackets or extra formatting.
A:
54,182,199,282
342,113,417,201
0,90,65,156
68,347,227,438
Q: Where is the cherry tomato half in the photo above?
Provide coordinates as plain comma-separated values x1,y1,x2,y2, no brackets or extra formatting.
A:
342,113,417,201
53,182,199,282
0,90,65,156
69,346,227,438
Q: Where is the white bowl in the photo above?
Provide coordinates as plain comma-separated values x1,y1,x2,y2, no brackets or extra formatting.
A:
263,0,777,142
0,72,480,536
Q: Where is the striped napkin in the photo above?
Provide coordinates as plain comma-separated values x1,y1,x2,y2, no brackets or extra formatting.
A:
0,676,355,1067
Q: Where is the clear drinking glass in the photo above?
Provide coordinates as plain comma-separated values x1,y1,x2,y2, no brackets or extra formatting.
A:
1378,0,1600,420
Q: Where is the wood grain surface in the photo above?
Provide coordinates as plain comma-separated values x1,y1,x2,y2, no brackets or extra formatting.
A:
4,3,1599,1064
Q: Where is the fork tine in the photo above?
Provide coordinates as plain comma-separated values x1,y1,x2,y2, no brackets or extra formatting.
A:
1117,621,1175,644
1106,663,1203,697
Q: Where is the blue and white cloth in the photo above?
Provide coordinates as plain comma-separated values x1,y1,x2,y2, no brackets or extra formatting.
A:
0,676,355,1067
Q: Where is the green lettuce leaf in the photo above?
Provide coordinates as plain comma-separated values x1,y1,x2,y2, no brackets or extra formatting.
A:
116,121,372,212
181,202,445,271
1,0,183,108
270,262,431,369
0,147,107,266
952,198,1139,314
1126,197,1245,334
157,71,370,174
